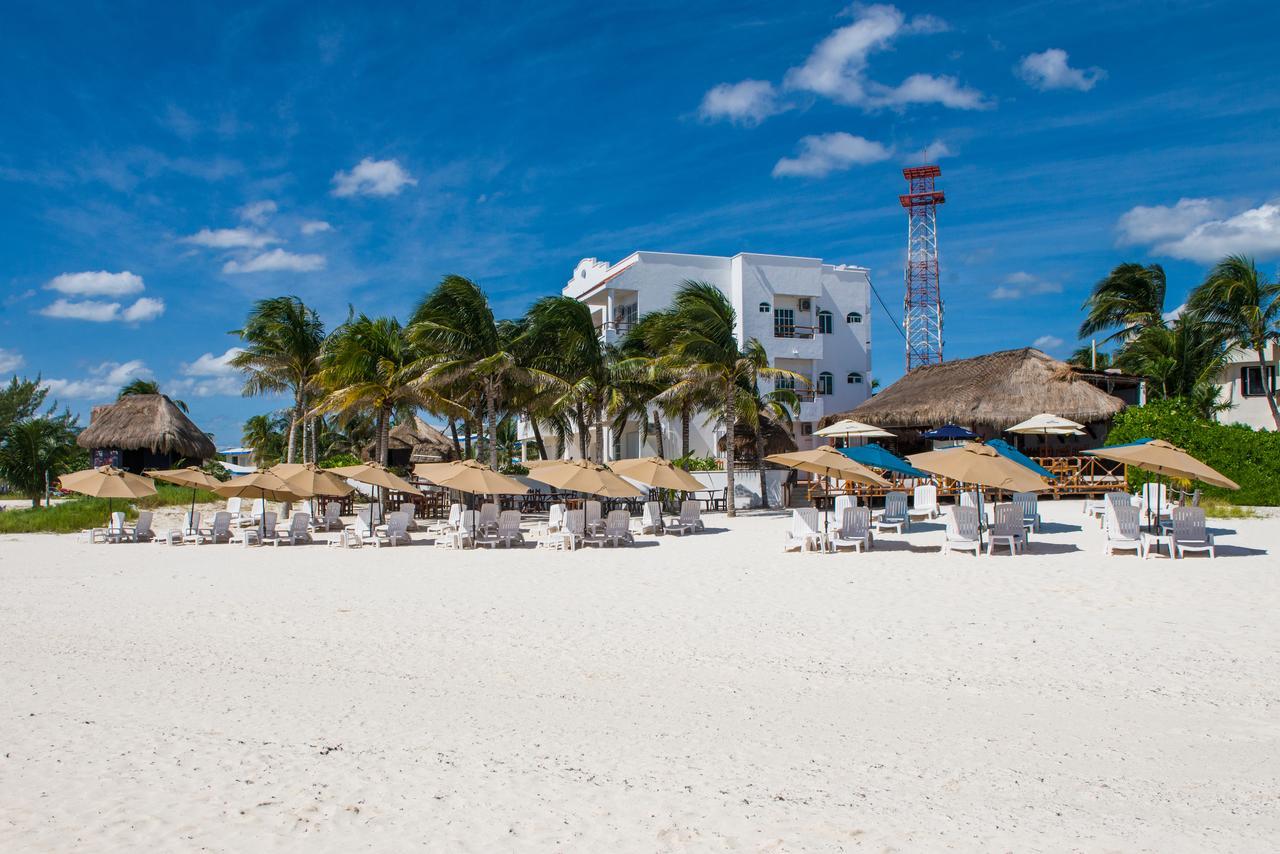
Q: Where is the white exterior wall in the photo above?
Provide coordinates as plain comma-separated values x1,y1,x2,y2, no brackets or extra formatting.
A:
526,250,873,459
1213,341,1278,430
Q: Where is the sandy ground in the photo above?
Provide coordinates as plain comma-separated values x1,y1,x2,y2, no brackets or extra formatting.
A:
0,499,1276,852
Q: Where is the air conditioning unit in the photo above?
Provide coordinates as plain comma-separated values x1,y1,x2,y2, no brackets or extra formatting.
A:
798,298,811,311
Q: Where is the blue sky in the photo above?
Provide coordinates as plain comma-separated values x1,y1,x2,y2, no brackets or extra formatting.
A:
3,1,1279,445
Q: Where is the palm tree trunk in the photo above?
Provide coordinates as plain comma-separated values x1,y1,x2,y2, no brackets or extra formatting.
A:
376,406,390,465
286,395,301,464
448,418,463,459
594,402,605,463
530,417,548,461
757,429,768,509
1258,346,1280,428
681,405,691,458
463,419,473,458
652,409,665,458
724,391,737,518
575,405,590,459
486,384,498,470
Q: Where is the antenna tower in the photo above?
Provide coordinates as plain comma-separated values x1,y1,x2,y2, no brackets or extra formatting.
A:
900,165,945,371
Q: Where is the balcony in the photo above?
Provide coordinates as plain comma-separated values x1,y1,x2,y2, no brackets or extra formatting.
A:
594,319,634,344
773,323,817,340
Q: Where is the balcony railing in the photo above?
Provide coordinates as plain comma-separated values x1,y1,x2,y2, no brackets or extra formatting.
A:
775,386,816,401
774,324,817,339
594,320,634,338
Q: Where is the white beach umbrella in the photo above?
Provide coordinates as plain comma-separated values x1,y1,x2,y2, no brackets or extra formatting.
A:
1005,413,1086,436
815,419,895,440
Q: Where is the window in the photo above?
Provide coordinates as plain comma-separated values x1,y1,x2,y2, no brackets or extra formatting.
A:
1242,365,1277,397
847,371,863,384
615,302,638,328
817,310,833,334
846,311,863,324
758,301,770,313
817,372,833,395
801,422,814,436
775,375,796,391
773,307,795,338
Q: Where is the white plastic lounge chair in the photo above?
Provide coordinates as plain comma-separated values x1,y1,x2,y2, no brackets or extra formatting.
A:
259,511,280,544
561,509,586,550
441,510,478,549
585,509,632,547
181,510,206,545
208,511,233,544
106,511,129,543
478,510,524,548
831,507,872,553
908,484,938,522
987,503,1025,556
942,506,981,556
1141,482,1174,519
1170,506,1214,558
584,500,604,534
546,503,567,532
128,510,155,543
227,497,255,528
1104,503,1144,557
1011,492,1040,533
311,502,342,532
639,501,664,535
372,511,411,547
833,494,856,522
250,497,268,523
666,500,700,536
350,506,376,540
876,491,909,534
477,502,499,534
273,512,313,546
783,508,822,552
537,505,573,549
426,503,464,537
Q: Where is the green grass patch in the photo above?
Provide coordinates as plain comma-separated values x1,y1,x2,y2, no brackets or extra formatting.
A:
0,498,137,534
1200,499,1259,520
135,483,222,509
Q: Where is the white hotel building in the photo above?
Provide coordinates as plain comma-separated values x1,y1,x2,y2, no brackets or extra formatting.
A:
522,250,873,460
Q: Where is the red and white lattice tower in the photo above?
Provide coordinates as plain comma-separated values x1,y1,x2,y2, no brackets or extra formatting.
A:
900,165,945,371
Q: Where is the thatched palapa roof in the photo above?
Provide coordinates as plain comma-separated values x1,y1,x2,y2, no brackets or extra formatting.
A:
718,414,799,460
363,416,456,463
823,348,1126,431
77,394,217,460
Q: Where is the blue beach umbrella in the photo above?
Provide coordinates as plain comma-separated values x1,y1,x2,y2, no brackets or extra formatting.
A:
838,443,929,478
984,439,1055,480
921,424,979,440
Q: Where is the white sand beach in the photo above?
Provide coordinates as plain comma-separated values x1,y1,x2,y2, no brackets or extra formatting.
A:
1,500,1277,852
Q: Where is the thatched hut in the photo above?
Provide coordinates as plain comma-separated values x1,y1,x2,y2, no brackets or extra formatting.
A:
77,394,216,473
362,416,457,467
718,415,799,462
821,348,1128,454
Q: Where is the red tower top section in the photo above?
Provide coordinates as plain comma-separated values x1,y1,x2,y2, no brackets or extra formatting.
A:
899,165,945,208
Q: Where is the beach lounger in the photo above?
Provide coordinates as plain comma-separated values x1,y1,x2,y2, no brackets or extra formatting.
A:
207,511,233,544
1011,491,1040,533
681,499,705,531
311,501,343,532
477,502,499,535
427,503,464,537
372,511,411,547
987,503,1025,556
908,484,938,522
942,506,981,556
586,509,632,548
227,497,255,528
875,491,909,534
1170,506,1214,558
665,500,700,536
783,508,822,552
127,510,156,543
639,500,664,535
181,510,207,545
584,500,604,534
438,510,477,549
560,509,586,550
273,512,313,546
833,494,856,522
477,510,524,548
1103,503,1144,557
831,507,872,553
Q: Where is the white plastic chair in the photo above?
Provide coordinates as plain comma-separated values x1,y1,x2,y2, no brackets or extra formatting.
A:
351,506,376,539
833,494,856,522
987,503,1025,556
1170,506,1214,558
561,509,586,550
478,510,524,548
1011,492,1040,533
311,502,342,532
1104,503,1144,557
831,507,872,553
908,484,938,521
639,501,664,534
477,502,499,534
129,510,155,543
182,510,205,545
584,500,604,533
666,500,700,536
876,492,908,533
587,510,632,547
209,511,233,544
942,506,981,556
783,508,821,552
106,511,129,543
372,511,411,547
274,512,313,546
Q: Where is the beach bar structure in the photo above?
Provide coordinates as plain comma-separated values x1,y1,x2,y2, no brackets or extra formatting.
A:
77,394,216,474
361,416,457,468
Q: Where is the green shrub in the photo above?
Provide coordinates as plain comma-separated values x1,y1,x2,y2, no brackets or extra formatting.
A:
1107,398,1280,505
672,454,721,471
319,452,361,469
135,482,222,509
0,498,136,534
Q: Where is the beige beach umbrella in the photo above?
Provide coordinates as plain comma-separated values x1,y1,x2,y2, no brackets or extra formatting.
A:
413,459,528,495
524,459,644,497
764,445,891,487
149,466,222,517
1005,413,1087,437
270,463,355,497
1083,440,1239,490
908,443,1050,493
60,465,157,520
814,418,895,440
215,470,309,538
326,462,422,495
607,457,705,492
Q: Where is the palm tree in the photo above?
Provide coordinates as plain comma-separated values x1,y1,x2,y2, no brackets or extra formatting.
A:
623,308,715,459
230,296,325,463
1079,263,1168,344
242,413,287,467
739,338,801,506
1114,318,1228,418
1067,345,1113,371
1188,255,1280,428
313,314,445,465
0,417,81,507
653,281,799,517
409,276,533,470
117,378,188,412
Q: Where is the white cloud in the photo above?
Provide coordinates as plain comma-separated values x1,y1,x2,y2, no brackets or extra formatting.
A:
909,139,953,162
222,248,326,274
699,80,786,126
39,299,123,321
183,227,280,249
782,4,986,110
237,200,277,224
0,348,23,373
121,296,166,322
1116,198,1280,263
45,270,144,298
1033,335,1065,351
300,220,332,235
772,132,893,178
1017,48,1105,92
169,346,245,397
991,271,1063,300
43,360,152,399
331,157,417,197
1116,198,1221,245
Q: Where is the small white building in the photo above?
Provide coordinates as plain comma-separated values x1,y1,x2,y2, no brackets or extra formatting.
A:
1213,341,1278,430
521,250,873,460
219,446,255,468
